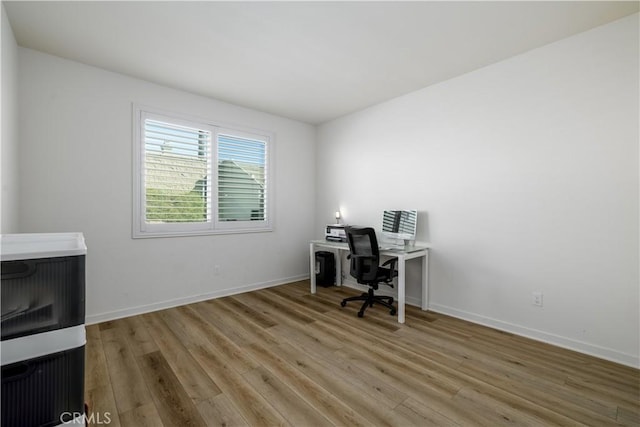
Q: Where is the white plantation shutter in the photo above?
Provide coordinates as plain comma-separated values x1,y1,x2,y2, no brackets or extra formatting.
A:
217,132,267,223
133,106,272,238
144,119,212,224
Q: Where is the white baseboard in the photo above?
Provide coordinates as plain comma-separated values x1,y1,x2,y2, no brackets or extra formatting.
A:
429,303,639,369
340,281,637,368
85,274,308,325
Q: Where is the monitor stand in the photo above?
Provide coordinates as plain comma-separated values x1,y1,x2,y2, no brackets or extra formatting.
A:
385,238,413,249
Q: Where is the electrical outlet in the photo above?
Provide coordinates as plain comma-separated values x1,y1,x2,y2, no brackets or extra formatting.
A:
532,292,543,307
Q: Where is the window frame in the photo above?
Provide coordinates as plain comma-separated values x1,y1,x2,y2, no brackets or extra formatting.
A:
133,104,274,238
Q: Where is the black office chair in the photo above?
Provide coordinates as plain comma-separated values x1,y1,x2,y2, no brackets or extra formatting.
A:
340,226,397,318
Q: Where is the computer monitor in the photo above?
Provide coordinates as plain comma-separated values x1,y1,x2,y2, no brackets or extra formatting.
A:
381,210,417,245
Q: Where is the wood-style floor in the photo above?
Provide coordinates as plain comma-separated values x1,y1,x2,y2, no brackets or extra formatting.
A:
85,281,639,426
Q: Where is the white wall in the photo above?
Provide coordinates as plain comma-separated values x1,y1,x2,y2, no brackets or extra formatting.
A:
18,48,316,323
317,14,639,367
1,4,19,233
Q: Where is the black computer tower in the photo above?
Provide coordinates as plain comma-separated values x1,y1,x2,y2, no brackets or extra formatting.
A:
315,251,335,287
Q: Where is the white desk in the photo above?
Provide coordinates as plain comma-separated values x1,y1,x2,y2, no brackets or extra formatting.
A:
309,240,429,324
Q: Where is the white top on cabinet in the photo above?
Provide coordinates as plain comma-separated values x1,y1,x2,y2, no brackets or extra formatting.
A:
1,233,87,261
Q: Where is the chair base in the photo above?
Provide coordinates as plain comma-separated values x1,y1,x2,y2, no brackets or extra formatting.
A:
340,288,396,318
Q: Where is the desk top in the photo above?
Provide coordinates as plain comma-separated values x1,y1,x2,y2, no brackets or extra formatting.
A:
311,239,429,254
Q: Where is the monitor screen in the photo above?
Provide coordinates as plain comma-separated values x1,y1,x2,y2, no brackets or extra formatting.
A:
382,210,417,242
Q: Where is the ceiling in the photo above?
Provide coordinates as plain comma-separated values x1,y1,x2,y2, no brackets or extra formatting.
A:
4,1,638,124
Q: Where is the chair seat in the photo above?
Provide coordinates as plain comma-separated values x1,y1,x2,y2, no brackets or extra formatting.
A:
374,266,396,284
341,226,398,318
362,266,396,289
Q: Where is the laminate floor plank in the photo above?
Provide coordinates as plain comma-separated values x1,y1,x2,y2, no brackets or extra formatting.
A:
242,365,334,427
220,296,278,328
263,286,336,314
200,298,283,347
137,351,207,427
163,313,258,381
451,386,567,427
267,322,343,358
271,342,400,427
369,321,469,369
456,338,578,387
195,395,250,427
276,326,409,409
98,320,119,331
188,300,263,347
458,357,619,419
295,320,462,405
187,343,289,426
391,397,462,426
564,375,640,411
85,281,639,427
242,341,374,427
140,312,223,404
396,335,471,369
566,367,640,397
399,315,475,344
120,315,159,357
169,305,260,375
84,324,111,392
334,345,458,404
233,291,316,326
617,405,640,426
85,385,122,427
468,333,595,376
100,326,154,414
439,369,592,426
118,402,164,427
314,316,465,396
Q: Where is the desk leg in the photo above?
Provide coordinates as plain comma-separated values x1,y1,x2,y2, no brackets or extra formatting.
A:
397,256,406,324
309,242,316,294
335,250,342,286
421,250,429,311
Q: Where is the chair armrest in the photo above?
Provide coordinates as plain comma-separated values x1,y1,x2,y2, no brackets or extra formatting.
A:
382,258,398,276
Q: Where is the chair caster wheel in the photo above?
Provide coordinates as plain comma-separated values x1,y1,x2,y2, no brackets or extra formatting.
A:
357,311,364,318
390,309,397,316
340,301,346,307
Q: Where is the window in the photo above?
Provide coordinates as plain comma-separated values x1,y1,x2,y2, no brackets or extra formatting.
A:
133,106,272,238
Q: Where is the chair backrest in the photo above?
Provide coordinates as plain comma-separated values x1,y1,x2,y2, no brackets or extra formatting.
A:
345,226,380,284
